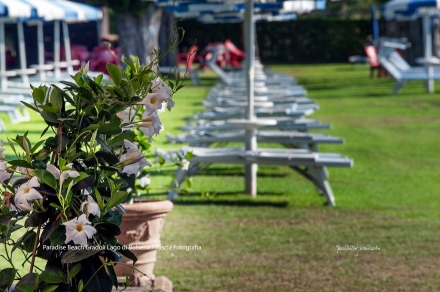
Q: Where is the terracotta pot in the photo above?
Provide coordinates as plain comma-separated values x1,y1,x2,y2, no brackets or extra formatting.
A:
114,200,173,287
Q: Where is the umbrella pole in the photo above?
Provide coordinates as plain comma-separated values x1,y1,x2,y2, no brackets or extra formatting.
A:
17,21,29,85
0,20,6,91
244,0,257,196
37,21,46,81
62,21,74,75
54,20,61,80
423,14,433,93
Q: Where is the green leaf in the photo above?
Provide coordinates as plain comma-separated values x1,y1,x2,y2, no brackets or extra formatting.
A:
34,169,58,189
117,245,137,264
39,104,59,113
42,285,59,292
41,112,60,125
158,156,166,166
106,63,122,86
21,231,37,252
15,273,38,291
68,263,81,279
94,74,104,84
30,140,46,154
59,81,78,88
79,124,99,134
49,202,62,209
185,151,193,161
102,209,122,225
98,115,123,134
71,175,94,191
105,191,127,210
8,160,33,168
107,131,136,147
40,269,63,284
95,222,121,236
95,151,119,165
16,285,33,292
21,101,39,113
122,57,136,72
78,279,84,292
78,258,112,292
0,268,17,289
32,87,45,104
0,214,14,225
50,226,66,246
49,87,63,112
82,75,103,95
106,263,118,289
185,177,192,189
61,249,100,264
25,212,41,228
12,230,36,253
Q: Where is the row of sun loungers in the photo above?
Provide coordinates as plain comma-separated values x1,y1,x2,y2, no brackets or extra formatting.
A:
159,60,353,206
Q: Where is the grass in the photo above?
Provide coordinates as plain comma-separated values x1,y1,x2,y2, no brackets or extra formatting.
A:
2,64,440,291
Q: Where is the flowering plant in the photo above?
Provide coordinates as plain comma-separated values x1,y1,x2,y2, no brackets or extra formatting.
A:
0,57,182,292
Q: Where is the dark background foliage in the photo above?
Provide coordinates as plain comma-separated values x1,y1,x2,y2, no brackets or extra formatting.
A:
177,18,372,64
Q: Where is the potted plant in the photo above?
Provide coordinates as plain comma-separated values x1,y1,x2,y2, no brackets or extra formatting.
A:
0,54,183,291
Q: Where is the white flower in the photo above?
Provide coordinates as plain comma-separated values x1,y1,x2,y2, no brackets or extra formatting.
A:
47,163,80,188
138,175,151,188
80,195,101,217
116,107,137,131
167,96,175,112
151,77,172,98
16,166,34,178
139,111,162,142
151,78,174,112
46,164,60,180
82,187,92,196
0,140,4,159
120,140,151,175
14,176,43,211
140,93,168,116
0,161,11,185
62,214,97,247
181,159,190,171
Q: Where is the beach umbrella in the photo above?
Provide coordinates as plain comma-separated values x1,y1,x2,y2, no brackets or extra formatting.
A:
382,0,440,59
157,0,326,196
0,0,39,90
371,4,380,40
0,0,102,89
25,0,102,80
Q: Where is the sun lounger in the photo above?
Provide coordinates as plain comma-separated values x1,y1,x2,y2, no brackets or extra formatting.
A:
182,117,331,133
378,38,440,94
166,130,344,151
188,105,316,122
158,146,353,206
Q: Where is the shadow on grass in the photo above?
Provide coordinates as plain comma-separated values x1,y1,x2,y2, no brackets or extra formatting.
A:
173,198,289,207
148,166,289,178
171,190,290,207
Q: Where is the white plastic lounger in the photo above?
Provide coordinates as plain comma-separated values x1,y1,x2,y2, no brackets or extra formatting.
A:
188,106,316,121
206,46,297,86
166,130,344,151
159,147,353,206
378,38,440,94
202,98,316,110
182,117,331,132
208,84,308,97
0,105,30,131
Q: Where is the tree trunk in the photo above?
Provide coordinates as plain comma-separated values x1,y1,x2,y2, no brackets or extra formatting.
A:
115,4,162,65
159,9,177,67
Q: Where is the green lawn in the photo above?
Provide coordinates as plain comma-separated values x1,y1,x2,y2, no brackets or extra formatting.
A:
2,64,440,291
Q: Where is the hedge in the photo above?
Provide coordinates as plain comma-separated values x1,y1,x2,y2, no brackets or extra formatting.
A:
178,18,371,64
